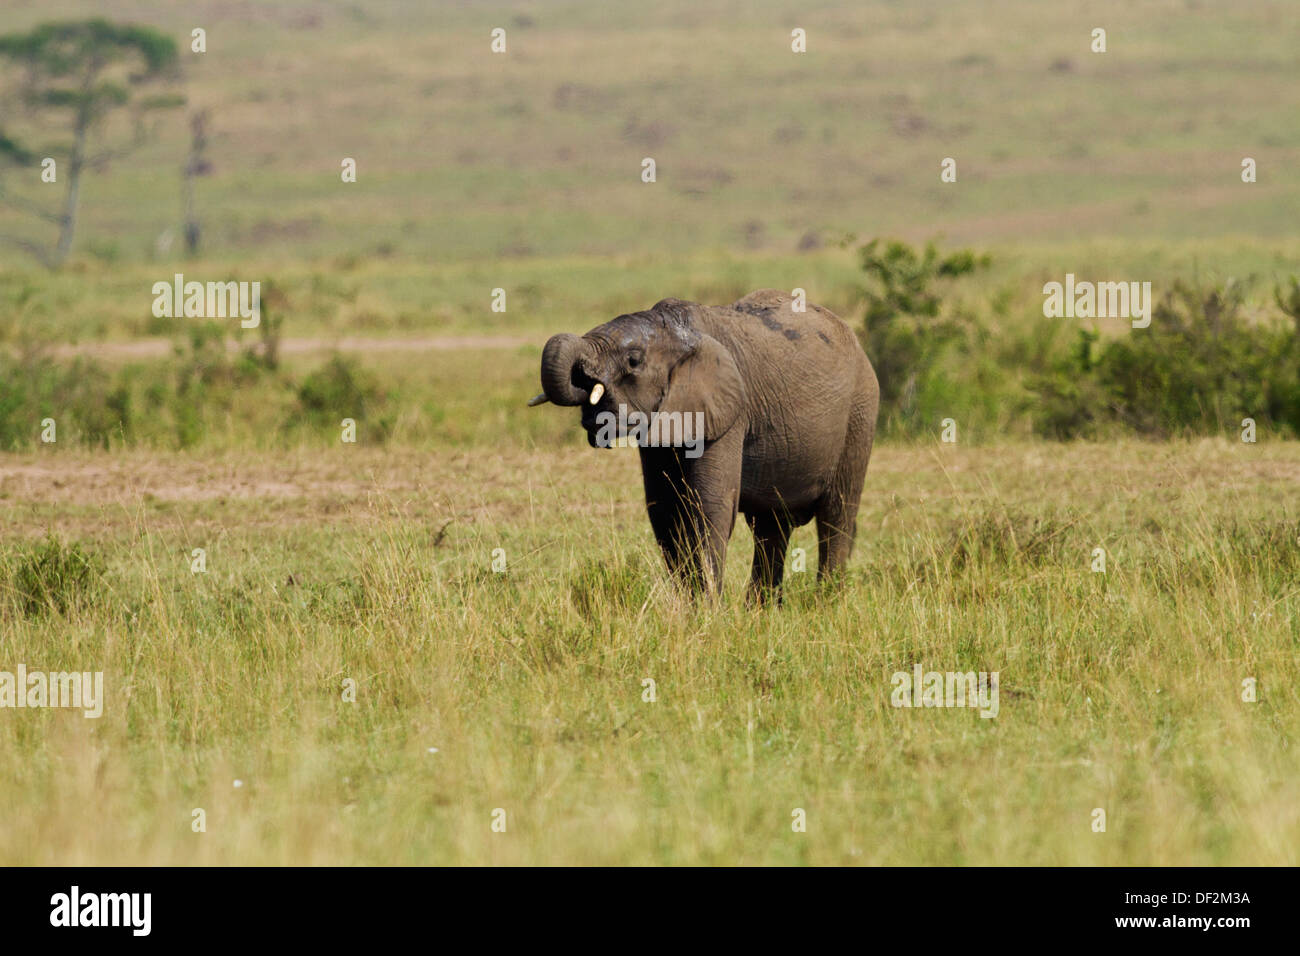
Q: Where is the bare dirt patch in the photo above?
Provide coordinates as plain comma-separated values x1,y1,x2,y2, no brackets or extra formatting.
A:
1,441,1296,543
45,335,533,361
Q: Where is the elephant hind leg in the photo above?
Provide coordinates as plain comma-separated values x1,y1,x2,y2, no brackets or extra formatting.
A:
815,506,856,583
816,401,875,583
745,509,795,604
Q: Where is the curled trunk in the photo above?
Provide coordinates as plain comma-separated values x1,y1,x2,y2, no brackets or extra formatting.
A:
539,333,591,406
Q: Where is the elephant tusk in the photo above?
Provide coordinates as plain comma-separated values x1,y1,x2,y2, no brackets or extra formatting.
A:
527,393,549,406
588,383,605,405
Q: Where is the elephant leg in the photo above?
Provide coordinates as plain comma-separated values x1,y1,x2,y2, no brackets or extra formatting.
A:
641,448,692,582
641,428,742,596
746,509,794,604
682,425,743,595
816,399,875,583
815,508,854,583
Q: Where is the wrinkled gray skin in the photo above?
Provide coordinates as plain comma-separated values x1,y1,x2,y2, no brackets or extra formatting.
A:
534,290,879,601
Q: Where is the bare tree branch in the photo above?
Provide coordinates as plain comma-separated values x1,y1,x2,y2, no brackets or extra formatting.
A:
85,116,155,167
0,232,52,266
85,141,144,166
0,187,64,224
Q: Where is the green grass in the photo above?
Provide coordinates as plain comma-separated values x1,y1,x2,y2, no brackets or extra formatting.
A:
0,440,1296,864
4,238,1300,349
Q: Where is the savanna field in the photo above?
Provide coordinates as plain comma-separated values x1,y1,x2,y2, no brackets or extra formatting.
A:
1,0,1299,865
2,438,1299,865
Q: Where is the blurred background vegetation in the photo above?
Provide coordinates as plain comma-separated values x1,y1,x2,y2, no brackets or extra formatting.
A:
0,0,1298,447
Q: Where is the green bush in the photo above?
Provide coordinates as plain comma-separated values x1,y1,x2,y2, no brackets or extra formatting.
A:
10,534,105,617
0,315,394,450
295,354,393,442
851,238,992,434
0,353,131,449
1027,279,1300,438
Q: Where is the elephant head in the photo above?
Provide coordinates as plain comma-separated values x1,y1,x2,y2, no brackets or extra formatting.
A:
530,300,746,448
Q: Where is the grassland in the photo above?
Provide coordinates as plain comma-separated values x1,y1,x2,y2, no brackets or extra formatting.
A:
1,0,1299,866
1,438,1297,865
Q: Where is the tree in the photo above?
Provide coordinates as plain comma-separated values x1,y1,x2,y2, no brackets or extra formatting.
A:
182,108,213,256
0,19,183,268
851,238,990,418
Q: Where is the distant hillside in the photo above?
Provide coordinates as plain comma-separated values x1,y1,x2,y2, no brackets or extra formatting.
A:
1,0,1297,266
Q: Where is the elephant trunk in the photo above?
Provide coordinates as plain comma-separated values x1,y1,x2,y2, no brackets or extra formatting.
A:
538,333,592,406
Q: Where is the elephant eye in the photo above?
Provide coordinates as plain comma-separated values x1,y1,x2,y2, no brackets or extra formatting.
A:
627,351,643,369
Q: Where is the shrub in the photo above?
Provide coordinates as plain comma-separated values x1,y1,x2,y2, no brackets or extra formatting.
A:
851,238,991,432
1027,279,1300,438
0,353,131,449
10,534,105,617
296,355,393,442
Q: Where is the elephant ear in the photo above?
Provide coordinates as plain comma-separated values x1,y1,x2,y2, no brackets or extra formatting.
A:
656,332,746,443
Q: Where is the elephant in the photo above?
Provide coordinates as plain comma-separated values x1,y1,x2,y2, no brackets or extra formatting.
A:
529,289,879,601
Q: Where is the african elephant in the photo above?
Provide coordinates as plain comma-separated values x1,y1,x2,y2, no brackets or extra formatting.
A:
529,290,879,600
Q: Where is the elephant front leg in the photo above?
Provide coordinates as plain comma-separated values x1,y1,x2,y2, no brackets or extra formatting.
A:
644,485,689,584
683,425,743,595
640,429,742,597
641,448,697,588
